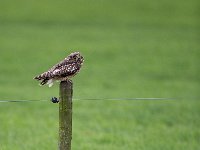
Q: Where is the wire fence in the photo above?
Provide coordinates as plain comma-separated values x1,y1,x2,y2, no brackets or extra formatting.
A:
0,97,178,103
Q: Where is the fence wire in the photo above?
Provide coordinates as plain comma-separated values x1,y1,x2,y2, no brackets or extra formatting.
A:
0,97,177,103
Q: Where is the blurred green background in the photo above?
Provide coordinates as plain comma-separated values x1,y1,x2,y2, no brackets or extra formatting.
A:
0,0,199,149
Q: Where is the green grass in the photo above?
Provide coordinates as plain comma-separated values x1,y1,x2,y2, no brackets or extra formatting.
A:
0,0,199,149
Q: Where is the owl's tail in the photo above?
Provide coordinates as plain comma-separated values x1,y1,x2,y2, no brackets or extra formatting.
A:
34,74,53,87
40,78,49,85
34,78,53,87
34,75,47,84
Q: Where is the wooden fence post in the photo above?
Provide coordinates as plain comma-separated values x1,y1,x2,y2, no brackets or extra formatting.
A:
59,80,73,150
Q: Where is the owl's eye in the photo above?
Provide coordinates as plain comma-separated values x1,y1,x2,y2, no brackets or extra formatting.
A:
73,56,79,61
70,55,76,60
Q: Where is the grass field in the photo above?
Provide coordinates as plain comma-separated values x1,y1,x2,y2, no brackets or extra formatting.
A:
0,0,199,149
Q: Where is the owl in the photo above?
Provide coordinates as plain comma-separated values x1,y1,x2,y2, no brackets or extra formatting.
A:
34,52,84,87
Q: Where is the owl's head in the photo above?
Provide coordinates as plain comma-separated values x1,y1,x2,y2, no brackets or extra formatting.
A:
68,52,84,64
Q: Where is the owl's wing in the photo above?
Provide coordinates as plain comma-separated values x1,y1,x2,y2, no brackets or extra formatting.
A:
51,63,78,78
34,61,79,80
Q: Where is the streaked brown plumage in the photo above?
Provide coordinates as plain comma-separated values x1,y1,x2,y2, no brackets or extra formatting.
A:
34,52,84,87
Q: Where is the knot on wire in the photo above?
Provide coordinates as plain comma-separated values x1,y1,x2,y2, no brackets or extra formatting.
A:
51,97,59,103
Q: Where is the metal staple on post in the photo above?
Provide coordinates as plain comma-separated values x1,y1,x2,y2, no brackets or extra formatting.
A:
59,80,73,150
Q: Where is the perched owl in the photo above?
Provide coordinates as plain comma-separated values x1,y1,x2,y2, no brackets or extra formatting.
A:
34,52,84,87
